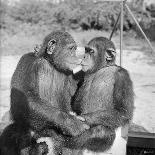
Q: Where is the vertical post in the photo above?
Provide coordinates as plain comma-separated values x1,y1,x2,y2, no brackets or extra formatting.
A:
120,0,124,66
109,12,121,40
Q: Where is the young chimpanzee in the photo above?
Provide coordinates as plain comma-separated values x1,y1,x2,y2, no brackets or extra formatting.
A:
0,31,89,155
62,37,134,154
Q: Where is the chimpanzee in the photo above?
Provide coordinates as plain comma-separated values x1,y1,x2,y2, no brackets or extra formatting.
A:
61,37,134,154
0,31,89,155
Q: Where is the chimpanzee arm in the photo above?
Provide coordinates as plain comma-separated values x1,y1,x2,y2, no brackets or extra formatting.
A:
113,67,134,125
27,94,88,136
81,110,119,129
81,67,134,129
11,55,88,137
29,59,90,136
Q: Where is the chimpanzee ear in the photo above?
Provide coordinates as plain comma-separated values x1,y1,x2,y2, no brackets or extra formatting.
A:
47,39,56,55
34,44,44,57
105,48,116,61
34,44,42,53
34,39,56,57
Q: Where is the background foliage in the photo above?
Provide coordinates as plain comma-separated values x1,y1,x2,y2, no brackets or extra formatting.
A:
1,0,155,36
0,0,155,56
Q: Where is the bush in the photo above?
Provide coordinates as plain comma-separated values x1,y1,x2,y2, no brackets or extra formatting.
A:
0,0,155,40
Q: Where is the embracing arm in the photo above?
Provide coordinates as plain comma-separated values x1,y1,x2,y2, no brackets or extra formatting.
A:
81,67,134,129
10,54,88,136
29,59,89,136
28,94,89,136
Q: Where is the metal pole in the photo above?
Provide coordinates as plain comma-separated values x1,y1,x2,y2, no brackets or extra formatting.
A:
120,0,124,66
125,4,155,54
109,12,121,40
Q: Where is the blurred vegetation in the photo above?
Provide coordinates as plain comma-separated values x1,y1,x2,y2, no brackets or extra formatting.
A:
1,0,155,35
0,0,155,55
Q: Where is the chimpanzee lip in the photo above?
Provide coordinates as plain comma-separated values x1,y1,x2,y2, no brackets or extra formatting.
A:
81,64,89,66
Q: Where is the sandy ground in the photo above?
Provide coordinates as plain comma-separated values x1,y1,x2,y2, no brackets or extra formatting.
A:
115,49,155,133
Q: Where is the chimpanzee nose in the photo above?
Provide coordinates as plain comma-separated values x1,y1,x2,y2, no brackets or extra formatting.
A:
76,47,85,59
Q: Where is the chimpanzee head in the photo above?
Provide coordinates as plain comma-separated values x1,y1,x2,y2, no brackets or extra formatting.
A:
81,37,116,74
35,31,84,74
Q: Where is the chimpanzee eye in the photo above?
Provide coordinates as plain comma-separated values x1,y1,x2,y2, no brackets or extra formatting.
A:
85,47,94,54
85,47,89,53
90,49,94,54
106,48,116,57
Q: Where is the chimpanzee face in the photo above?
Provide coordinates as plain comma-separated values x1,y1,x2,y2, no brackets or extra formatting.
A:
50,40,81,72
81,46,96,73
81,37,116,74
38,31,84,74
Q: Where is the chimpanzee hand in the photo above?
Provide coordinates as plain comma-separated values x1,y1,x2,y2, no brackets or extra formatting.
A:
69,111,85,122
63,116,90,137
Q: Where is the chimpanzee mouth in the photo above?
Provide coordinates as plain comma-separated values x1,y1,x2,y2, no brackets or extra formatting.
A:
81,64,89,67
66,60,82,65
106,56,113,60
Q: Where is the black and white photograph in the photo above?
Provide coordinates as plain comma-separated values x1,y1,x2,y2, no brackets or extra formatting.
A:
0,0,155,154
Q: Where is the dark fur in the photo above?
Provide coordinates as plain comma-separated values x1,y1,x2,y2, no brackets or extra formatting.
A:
63,37,134,153
0,31,88,155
